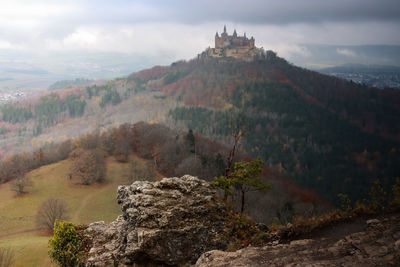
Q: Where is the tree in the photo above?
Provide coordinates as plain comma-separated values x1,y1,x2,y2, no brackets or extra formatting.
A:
70,149,106,185
213,158,270,214
11,176,33,195
36,198,68,233
225,113,244,178
129,157,155,182
185,129,195,154
114,135,131,162
233,159,270,214
174,155,203,178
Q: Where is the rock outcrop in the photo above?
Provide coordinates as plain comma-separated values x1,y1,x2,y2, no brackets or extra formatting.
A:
196,214,400,266
86,175,228,266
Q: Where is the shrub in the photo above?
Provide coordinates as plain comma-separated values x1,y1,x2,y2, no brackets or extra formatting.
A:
337,193,352,212
390,178,400,209
368,179,387,212
48,221,85,267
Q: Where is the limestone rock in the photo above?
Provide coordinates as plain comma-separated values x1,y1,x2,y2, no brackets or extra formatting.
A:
196,214,400,267
86,175,228,266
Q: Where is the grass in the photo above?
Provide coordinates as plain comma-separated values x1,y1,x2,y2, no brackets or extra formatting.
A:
0,155,159,266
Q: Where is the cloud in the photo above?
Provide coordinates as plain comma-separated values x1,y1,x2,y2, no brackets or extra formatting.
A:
0,40,13,49
0,0,399,67
162,0,400,25
336,48,356,57
70,0,400,25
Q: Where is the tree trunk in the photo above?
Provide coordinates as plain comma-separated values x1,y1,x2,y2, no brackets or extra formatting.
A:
240,189,245,215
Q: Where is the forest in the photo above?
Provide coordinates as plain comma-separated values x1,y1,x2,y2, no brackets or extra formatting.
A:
156,54,400,205
0,51,398,209
0,121,323,224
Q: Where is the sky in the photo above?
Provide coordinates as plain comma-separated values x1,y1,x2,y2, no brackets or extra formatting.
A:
1,0,400,69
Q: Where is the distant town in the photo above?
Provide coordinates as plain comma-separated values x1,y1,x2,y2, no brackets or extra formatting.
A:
319,65,400,89
0,90,27,104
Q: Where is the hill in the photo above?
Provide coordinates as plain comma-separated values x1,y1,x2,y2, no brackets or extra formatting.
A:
47,78,97,91
0,120,324,265
130,53,400,205
0,51,398,207
0,155,160,266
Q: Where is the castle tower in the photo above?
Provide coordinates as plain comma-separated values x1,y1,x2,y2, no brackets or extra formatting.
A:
215,29,223,48
209,27,261,60
221,25,228,37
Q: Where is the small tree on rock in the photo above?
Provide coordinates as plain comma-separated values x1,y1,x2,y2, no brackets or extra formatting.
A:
213,158,270,214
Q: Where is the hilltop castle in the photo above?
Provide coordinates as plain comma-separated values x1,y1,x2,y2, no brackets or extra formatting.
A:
201,26,263,61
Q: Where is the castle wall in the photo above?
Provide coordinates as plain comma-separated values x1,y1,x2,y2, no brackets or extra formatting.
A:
210,29,261,61
215,34,253,49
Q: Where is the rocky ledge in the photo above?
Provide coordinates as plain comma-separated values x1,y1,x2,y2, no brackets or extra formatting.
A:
85,175,228,266
196,214,400,266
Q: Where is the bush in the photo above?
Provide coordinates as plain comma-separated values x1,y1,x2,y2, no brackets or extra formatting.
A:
48,221,85,267
390,178,400,208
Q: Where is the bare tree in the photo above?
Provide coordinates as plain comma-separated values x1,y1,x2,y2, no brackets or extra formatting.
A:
0,248,15,267
221,111,247,201
129,157,155,182
36,198,68,233
174,156,203,178
11,176,33,195
225,111,247,177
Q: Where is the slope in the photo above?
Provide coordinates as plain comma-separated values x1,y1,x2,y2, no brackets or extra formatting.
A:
0,50,398,207
129,53,400,205
0,155,160,266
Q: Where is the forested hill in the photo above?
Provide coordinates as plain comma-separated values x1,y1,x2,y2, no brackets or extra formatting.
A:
129,51,400,205
0,50,398,206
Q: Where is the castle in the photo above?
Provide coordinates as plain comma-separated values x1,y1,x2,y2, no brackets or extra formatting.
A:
201,26,263,61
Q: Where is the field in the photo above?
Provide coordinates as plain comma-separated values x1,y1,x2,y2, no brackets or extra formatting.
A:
0,155,157,266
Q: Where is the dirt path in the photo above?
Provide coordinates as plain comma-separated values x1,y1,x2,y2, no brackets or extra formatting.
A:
71,184,111,223
293,216,368,243
0,228,39,240
197,213,400,266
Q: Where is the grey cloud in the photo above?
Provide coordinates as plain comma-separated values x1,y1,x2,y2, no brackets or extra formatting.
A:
78,0,400,25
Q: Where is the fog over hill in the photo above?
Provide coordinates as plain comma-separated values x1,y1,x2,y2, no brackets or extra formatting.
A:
1,0,400,93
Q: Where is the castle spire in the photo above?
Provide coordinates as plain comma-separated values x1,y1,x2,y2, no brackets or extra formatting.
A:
223,25,226,33
233,29,237,37
244,32,246,38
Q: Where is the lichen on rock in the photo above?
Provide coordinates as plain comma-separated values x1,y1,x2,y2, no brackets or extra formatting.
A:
86,175,228,266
